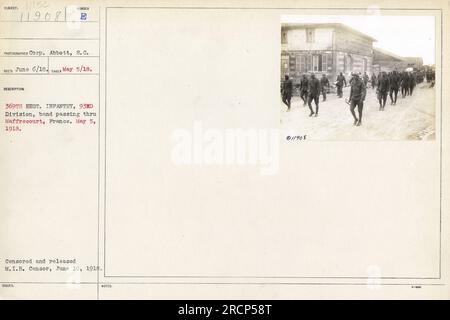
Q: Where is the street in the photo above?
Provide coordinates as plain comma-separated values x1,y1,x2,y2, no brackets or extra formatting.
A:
280,82,436,140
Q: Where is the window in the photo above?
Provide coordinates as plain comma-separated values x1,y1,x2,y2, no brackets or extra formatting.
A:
281,31,287,44
322,53,329,72
306,54,312,71
345,54,353,73
295,55,301,73
300,55,306,73
295,54,307,74
312,55,319,71
306,28,315,43
281,55,289,75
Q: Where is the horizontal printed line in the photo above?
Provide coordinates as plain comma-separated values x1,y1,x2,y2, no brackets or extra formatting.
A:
106,7,442,11
0,38,99,40
0,281,445,286
0,73,99,75
0,56,100,58
103,274,441,280
0,21,99,23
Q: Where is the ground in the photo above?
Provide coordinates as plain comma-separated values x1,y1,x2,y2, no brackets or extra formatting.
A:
280,82,436,140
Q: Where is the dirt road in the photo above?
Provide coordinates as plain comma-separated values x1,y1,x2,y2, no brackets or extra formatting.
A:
280,82,436,140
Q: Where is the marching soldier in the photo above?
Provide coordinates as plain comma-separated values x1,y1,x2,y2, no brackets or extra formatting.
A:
430,69,435,88
401,72,410,97
363,72,369,87
377,71,389,111
299,74,309,106
371,73,377,89
281,74,293,110
307,73,321,117
389,70,400,105
348,73,366,126
320,74,330,102
409,72,416,95
335,72,346,98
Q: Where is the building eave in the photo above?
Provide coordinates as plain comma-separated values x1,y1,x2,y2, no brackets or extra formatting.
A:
373,47,405,61
281,23,377,42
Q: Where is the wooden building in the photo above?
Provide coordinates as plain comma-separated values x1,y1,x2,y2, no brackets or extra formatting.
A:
403,57,424,70
281,23,376,84
372,48,405,73
373,48,424,73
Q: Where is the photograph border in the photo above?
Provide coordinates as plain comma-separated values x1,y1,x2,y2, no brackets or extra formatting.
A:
101,6,443,283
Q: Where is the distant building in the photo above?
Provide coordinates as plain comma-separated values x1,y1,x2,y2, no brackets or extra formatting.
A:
373,48,405,73
281,23,377,84
403,57,424,70
373,48,424,73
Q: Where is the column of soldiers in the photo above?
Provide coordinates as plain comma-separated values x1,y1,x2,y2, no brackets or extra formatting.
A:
282,72,365,125
425,69,436,88
281,68,427,127
295,73,329,117
373,70,420,111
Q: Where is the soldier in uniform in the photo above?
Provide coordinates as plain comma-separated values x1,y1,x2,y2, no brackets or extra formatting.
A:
363,72,369,87
377,71,389,111
400,71,409,97
389,70,400,105
335,72,346,98
409,72,416,95
307,73,321,117
371,73,377,89
281,74,293,110
430,69,435,88
299,74,309,106
348,73,366,126
320,74,330,102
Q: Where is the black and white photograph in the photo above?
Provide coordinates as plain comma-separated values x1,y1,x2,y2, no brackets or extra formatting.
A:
280,14,436,140
0,0,448,301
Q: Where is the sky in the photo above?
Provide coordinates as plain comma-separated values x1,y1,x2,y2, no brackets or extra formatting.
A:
282,15,436,65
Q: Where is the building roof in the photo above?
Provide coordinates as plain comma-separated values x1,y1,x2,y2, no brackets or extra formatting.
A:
281,23,377,42
373,47,405,61
403,57,424,65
